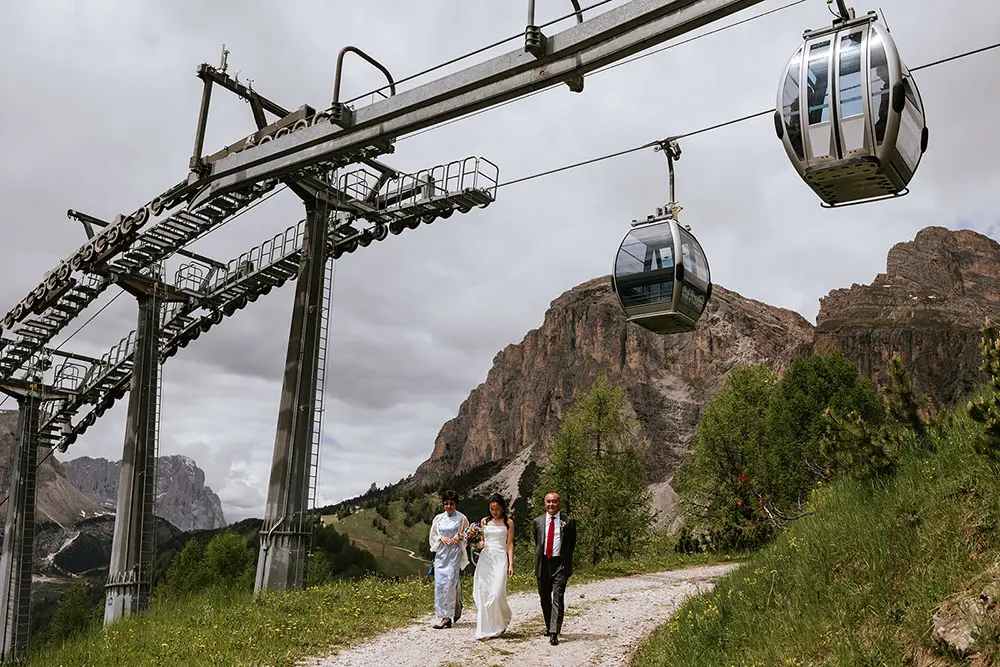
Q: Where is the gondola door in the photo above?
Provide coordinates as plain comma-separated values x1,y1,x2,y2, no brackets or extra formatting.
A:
675,227,711,326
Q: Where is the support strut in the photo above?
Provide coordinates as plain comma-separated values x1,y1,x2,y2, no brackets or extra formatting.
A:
254,196,331,594
0,392,41,663
834,0,854,20
105,277,185,625
330,46,397,128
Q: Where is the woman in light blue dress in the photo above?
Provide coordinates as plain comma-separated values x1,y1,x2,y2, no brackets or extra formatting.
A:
428,489,469,629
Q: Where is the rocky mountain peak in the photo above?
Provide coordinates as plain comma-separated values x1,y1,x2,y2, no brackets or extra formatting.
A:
412,275,815,489
815,225,1000,406
885,226,1000,302
61,454,226,532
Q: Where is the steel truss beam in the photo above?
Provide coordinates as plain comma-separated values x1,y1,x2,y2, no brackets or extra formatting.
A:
27,153,497,457
189,0,767,205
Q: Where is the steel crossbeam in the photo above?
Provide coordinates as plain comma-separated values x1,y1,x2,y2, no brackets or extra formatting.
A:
186,0,767,206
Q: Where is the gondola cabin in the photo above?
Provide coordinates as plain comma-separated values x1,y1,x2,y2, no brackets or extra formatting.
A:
774,10,928,206
611,213,711,335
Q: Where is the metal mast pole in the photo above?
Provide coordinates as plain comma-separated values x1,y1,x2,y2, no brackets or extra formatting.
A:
0,391,41,663
105,274,186,625
255,195,332,593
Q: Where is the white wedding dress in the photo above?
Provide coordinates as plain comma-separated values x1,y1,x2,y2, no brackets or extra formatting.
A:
472,523,512,639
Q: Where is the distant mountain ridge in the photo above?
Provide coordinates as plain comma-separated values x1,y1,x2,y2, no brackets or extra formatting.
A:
62,454,226,532
412,278,814,486
0,410,106,528
410,225,1000,526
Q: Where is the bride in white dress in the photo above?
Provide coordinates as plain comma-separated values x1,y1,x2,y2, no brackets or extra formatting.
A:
472,493,514,640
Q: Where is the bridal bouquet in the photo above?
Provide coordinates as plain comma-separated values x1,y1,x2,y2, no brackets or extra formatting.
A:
465,524,484,546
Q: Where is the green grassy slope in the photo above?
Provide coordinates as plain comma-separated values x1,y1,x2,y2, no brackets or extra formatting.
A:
324,500,434,578
30,535,725,665
631,406,1000,666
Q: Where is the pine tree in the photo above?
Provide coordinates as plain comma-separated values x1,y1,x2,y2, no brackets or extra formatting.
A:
306,549,332,587
49,577,99,643
157,538,211,600
535,376,654,564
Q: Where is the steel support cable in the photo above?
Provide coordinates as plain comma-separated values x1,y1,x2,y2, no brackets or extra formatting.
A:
343,0,618,105
398,0,809,142
910,41,1000,71
495,39,1000,188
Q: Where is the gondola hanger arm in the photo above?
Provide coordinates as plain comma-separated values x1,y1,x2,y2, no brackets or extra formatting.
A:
653,138,682,219
826,0,855,21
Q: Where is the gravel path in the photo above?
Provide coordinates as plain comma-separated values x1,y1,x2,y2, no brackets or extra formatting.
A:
301,562,741,667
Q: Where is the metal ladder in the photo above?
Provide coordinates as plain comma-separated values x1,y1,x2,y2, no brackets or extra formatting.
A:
137,358,163,603
2,393,39,660
138,265,165,606
307,256,334,518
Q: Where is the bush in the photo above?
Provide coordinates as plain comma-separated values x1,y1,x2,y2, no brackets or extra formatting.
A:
203,531,255,588
675,353,894,550
48,577,102,644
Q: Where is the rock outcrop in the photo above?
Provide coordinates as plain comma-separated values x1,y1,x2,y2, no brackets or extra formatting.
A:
413,277,815,487
814,226,1000,407
62,455,226,532
0,410,107,528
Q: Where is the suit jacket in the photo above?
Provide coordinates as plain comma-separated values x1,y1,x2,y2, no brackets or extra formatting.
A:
533,512,576,579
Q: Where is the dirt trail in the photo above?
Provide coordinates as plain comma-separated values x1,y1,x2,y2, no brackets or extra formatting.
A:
301,562,740,667
387,545,432,563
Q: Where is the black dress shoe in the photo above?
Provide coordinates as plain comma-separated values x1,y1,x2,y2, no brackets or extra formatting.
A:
549,634,559,645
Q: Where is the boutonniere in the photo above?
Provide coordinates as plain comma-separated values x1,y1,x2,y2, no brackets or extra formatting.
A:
559,520,567,529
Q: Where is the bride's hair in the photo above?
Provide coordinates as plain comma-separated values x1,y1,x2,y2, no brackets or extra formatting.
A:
484,493,510,529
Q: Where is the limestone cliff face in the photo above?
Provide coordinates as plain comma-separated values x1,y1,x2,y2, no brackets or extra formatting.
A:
0,411,107,528
413,277,815,485
62,455,226,532
814,226,1000,407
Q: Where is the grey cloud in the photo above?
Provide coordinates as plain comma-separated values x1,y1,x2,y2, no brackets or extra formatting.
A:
9,0,1000,521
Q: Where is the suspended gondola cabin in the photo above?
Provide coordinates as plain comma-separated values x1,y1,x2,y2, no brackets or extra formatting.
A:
774,10,928,206
611,212,711,335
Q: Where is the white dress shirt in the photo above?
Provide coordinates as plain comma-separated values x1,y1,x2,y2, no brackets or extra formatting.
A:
544,511,562,557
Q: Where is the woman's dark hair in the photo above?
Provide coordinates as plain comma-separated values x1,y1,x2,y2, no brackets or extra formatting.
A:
484,493,510,529
441,489,459,503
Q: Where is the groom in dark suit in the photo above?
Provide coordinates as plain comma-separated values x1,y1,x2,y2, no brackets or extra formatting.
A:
533,491,576,645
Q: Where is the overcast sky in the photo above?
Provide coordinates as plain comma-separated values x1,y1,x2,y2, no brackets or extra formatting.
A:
1,0,997,523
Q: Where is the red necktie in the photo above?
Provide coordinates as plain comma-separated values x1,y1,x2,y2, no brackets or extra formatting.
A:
545,516,555,558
